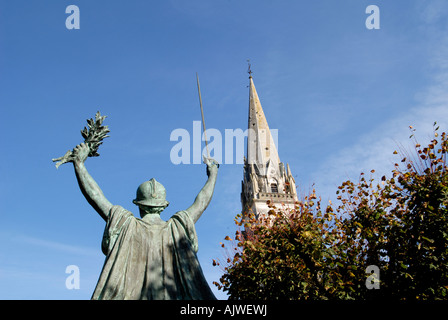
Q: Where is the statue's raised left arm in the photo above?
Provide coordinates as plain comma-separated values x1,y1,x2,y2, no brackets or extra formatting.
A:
72,143,113,221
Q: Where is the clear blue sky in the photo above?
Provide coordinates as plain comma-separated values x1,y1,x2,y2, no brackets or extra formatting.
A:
1,0,448,299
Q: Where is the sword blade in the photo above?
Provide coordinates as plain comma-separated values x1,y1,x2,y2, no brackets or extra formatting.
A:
196,72,210,158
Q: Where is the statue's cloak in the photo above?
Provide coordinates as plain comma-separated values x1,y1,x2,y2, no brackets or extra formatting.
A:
91,205,216,300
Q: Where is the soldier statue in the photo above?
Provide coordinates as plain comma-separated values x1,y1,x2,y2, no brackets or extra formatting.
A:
53,113,219,300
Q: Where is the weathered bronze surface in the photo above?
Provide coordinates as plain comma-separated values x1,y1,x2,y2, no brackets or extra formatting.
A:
53,113,218,300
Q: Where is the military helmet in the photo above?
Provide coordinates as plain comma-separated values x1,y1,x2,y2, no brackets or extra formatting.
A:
133,178,169,207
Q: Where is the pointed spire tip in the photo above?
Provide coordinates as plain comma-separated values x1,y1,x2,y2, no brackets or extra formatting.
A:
247,59,253,78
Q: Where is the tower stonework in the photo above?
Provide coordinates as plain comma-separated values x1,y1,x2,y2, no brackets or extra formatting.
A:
241,74,298,219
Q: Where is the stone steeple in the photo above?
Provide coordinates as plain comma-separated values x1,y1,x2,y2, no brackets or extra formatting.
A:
246,75,280,174
241,73,298,219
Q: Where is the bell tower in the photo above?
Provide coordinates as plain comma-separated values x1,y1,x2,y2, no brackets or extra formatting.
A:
241,70,298,219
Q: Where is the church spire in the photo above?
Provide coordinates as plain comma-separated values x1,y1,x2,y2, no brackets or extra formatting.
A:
241,69,298,219
246,74,280,175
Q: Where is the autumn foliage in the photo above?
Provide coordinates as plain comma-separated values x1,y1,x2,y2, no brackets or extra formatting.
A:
214,123,448,300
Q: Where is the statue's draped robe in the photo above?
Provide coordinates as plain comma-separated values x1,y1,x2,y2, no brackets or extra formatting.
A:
91,205,216,300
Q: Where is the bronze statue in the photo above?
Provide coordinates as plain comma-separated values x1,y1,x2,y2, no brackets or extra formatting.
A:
53,112,218,300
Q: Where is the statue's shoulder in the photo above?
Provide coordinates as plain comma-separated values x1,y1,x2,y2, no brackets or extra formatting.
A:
169,210,195,227
109,204,132,213
171,210,189,218
108,205,135,221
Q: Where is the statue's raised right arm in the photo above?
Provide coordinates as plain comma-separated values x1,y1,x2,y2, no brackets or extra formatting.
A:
72,143,112,221
186,157,219,223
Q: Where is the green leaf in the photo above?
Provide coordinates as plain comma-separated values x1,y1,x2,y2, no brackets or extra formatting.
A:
421,236,434,243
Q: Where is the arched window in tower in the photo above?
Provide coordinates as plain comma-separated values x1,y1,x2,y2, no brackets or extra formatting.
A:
270,183,278,193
